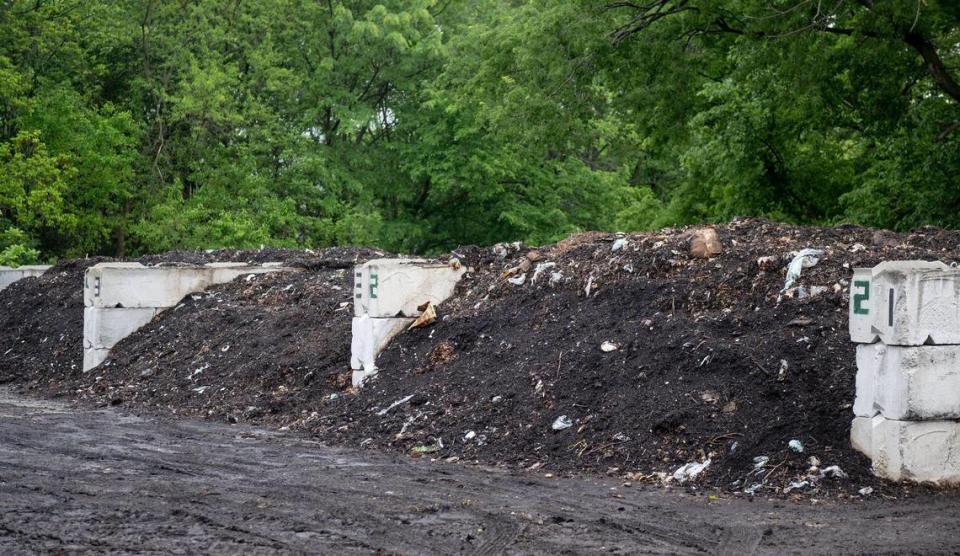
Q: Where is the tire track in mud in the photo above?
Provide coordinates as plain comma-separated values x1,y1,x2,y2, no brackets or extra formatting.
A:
1,390,959,554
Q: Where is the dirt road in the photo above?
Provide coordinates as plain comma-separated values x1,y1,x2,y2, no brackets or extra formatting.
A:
0,390,957,554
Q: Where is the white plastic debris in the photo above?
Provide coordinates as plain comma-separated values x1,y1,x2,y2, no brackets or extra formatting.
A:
600,341,619,352
788,439,804,453
778,248,824,302
552,415,573,431
783,480,809,494
532,262,556,284
672,459,711,483
744,483,763,495
778,359,789,381
753,456,770,469
508,273,526,286
549,271,564,286
819,465,848,479
377,394,415,416
463,431,477,442
858,486,874,496
612,238,628,252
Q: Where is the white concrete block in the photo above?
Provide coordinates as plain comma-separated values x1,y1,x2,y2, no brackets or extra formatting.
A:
83,307,161,350
350,316,414,371
851,416,960,484
855,343,960,420
354,259,466,318
848,260,960,345
84,262,289,309
0,265,51,291
83,348,111,371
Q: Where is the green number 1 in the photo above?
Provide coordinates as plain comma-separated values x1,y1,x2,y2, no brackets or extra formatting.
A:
853,280,870,315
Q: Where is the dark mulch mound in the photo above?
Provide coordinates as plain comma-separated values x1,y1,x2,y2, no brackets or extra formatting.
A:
0,247,384,393
0,257,114,386
56,248,384,422
304,219,960,498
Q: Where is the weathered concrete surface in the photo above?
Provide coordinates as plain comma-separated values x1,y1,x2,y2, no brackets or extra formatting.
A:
855,343,960,420
0,265,50,291
848,261,959,345
851,415,960,484
81,347,111,373
83,307,161,350
354,258,466,318
85,262,288,309
2,390,959,555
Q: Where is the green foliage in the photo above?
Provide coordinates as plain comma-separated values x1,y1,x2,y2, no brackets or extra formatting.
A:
1,0,960,261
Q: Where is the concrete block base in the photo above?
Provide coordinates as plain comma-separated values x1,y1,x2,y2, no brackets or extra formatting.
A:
851,416,960,484
352,369,379,388
350,316,414,372
855,343,960,420
83,348,111,371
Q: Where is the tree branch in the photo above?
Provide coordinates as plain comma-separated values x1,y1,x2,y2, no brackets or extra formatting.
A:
903,31,960,105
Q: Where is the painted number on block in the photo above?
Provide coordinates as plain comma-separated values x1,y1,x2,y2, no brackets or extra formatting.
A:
369,273,378,299
853,280,870,315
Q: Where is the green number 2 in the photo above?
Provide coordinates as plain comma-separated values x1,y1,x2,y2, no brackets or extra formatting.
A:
369,273,378,299
853,280,870,315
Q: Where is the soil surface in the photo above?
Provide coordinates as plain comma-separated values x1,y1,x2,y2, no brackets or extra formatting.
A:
2,389,959,555
310,219,960,497
6,220,960,499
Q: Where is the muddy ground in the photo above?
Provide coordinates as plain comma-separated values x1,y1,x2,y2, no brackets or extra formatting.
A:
2,389,959,555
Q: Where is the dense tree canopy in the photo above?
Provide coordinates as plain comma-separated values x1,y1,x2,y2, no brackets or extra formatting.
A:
1,0,958,263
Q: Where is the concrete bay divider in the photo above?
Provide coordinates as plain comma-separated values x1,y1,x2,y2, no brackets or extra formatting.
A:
0,265,52,291
849,260,955,345
850,260,960,484
83,262,290,371
351,258,466,387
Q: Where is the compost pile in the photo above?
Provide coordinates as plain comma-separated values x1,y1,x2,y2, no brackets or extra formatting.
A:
44,247,385,424
0,258,113,386
5,220,960,498
308,219,960,497
0,248,379,394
